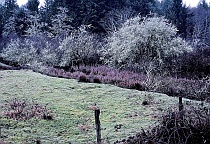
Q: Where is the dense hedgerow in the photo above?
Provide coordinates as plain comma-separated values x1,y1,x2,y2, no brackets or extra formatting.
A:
102,15,192,69
35,65,210,101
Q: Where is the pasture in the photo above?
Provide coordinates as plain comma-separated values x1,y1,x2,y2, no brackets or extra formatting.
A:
0,70,199,143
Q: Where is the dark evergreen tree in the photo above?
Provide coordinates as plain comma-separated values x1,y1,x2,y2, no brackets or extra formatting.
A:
128,0,158,16
161,0,191,38
51,0,66,14
27,0,40,13
53,0,107,32
39,0,53,24
71,0,107,32
15,8,28,36
161,0,173,19
185,7,194,39
0,4,4,37
4,0,19,18
172,0,186,37
155,0,163,15
2,0,19,37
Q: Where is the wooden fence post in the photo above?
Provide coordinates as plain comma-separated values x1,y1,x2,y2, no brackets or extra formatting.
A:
179,97,184,119
179,97,183,112
95,108,101,144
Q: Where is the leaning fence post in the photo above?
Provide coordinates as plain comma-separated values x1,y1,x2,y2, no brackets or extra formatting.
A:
95,108,101,144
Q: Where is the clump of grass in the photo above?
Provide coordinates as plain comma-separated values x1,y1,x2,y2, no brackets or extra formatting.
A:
2,98,53,121
92,77,101,83
142,100,149,106
78,74,90,83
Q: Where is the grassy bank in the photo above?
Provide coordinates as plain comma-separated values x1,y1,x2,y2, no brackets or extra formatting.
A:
0,70,199,143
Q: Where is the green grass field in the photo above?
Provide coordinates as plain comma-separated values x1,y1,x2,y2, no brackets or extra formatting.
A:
0,70,199,144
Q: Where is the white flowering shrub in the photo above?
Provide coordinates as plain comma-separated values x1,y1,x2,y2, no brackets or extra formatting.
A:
1,36,58,66
1,38,38,65
38,41,58,66
102,16,192,68
58,26,100,67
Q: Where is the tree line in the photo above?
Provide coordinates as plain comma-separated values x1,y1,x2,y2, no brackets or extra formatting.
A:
0,0,209,44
